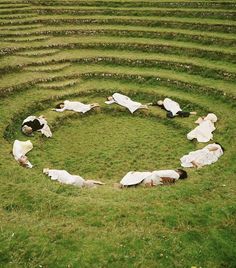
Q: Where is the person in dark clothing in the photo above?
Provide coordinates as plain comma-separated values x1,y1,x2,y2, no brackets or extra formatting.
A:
21,115,52,137
152,98,196,118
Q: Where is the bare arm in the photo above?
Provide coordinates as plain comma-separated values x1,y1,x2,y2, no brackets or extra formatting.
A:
52,107,66,112
208,146,219,152
191,161,203,168
160,177,176,185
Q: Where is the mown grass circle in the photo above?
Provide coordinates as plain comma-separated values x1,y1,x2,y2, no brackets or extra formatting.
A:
35,111,194,182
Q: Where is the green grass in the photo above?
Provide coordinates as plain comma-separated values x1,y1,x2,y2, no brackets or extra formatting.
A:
0,0,236,267
2,48,236,74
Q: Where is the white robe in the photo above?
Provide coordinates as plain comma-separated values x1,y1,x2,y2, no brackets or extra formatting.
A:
105,93,145,113
187,117,216,143
44,169,104,187
22,116,52,138
13,140,33,168
120,170,180,186
55,100,92,113
38,117,52,138
163,98,182,116
180,143,223,168
22,116,36,125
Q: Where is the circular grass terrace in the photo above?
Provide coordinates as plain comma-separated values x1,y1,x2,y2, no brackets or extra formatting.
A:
0,0,236,267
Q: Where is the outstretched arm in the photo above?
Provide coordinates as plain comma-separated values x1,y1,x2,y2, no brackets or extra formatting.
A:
191,161,203,168
208,146,219,152
105,99,115,105
52,107,66,112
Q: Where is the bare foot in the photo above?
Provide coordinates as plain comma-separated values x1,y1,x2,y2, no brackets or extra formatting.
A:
113,183,123,189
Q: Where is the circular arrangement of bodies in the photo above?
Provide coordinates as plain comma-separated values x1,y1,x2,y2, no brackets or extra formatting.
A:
1,1,234,266
12,94,223,188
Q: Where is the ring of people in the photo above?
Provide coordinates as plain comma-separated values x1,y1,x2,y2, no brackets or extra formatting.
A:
13,92,224,188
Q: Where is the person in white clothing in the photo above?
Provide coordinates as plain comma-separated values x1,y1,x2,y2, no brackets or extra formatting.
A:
43,169,105,188
180,143,224,168
53,100,100,113
187,113,217,143
119,169,187,187
21,115,52,138
12,140,33,168
105,93,148,114
153,98,196,118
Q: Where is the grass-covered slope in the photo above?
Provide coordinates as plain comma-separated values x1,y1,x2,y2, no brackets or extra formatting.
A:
0,0,235,267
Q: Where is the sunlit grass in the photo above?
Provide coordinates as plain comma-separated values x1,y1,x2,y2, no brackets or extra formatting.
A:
0,0,235,267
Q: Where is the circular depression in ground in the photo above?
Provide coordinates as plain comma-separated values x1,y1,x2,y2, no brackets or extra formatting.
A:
39,113,193,182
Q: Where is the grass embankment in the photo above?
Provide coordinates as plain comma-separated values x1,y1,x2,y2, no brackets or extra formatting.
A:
0,0,235,267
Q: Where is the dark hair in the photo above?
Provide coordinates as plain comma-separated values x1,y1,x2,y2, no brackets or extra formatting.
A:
18,156,28,167
176,169,188,180
55,102,64,109
215,142,225,152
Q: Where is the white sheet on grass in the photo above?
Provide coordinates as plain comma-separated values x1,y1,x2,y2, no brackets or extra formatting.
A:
55,100,92,113
180,143,223,168
105,93,146,113
22,116,52,138
120,170,180,186
13,140,33,168
44,169,104,187
163,98,182,116
187,113,217,143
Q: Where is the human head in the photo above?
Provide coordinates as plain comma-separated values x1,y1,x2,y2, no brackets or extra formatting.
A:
55,102,65,109
157,100,163,106
22,125,33,136
176,169,188,180
43,168,49,174
107,96,113,101
18,155,28,167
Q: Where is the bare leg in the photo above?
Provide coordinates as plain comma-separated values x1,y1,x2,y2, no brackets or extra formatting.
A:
92,106,101,113
113,183,123,189
140,105,149,110
136,105,149,115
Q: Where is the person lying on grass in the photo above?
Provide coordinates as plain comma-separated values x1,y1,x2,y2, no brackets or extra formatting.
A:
118,169,187,188
53,100,100,113
180,142,224,168
187,113,217,143
13,140,33,168
21,115,52,138
43,169,105,188
152,97,197,118
105,93,148,114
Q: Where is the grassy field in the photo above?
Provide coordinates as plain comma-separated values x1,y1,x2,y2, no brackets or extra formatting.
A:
0,0,236,267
